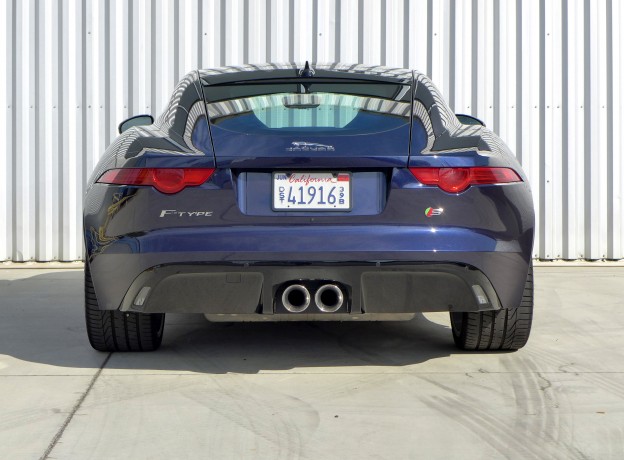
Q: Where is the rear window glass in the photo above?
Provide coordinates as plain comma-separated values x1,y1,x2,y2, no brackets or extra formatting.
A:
203,82,411,135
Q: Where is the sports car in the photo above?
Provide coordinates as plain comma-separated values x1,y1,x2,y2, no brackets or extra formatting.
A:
84,62,534,352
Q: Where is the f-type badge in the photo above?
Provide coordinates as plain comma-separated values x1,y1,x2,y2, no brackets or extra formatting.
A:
160,210,213,217
425,207,443,217
286,141,335,152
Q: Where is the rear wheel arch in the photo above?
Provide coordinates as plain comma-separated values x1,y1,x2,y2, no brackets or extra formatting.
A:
85,264,165,352
450,263,533,351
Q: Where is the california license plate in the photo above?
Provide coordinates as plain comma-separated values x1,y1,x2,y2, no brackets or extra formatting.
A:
272,172,352,211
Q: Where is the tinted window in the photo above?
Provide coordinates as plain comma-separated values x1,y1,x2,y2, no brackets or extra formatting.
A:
204,82,411,135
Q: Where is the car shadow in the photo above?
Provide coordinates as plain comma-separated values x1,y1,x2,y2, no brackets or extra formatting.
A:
0,271,459,374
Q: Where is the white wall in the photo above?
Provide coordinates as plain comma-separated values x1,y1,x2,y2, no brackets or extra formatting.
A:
1,0,622,261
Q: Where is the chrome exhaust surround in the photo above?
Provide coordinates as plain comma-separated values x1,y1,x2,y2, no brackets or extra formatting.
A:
282,284,311,313
314,284,344,313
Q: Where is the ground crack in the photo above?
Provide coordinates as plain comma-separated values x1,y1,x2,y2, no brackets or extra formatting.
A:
39,353,112,460
537,372,553,392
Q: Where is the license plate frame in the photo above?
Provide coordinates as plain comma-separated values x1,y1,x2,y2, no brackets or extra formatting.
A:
272,171,352,211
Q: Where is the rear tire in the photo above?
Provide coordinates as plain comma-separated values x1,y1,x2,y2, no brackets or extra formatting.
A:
450,263,533,351
85,264,165,352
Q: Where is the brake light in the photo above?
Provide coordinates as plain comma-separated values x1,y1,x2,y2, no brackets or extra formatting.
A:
409,167,522,193
97,168,216,194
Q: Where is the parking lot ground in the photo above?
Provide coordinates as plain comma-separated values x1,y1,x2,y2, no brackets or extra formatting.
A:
0,266,623,459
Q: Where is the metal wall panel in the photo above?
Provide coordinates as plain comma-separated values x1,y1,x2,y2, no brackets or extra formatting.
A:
1,0,622,261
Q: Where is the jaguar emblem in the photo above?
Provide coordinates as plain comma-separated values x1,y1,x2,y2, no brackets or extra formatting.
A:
286,142,335,152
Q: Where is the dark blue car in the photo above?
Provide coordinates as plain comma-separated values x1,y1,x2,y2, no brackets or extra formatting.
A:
83,63,534,352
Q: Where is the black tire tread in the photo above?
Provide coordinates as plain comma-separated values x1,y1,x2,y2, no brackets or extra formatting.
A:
451,264,533,351
85,265,164,352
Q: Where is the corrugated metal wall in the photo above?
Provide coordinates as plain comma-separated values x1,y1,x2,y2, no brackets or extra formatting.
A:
1,0,622,261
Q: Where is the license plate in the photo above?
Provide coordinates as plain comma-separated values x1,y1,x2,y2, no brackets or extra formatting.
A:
272,172,352,211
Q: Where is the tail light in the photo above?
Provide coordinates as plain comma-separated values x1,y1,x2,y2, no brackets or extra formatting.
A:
97,168,216,194
409,167,522,193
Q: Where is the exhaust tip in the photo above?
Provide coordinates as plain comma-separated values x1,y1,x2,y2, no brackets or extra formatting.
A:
314,284,344,313
282,284,311,313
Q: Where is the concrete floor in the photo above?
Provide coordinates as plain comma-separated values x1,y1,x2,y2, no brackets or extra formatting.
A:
0,267,623,460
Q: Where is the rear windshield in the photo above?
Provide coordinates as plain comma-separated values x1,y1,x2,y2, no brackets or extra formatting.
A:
203,81,412,135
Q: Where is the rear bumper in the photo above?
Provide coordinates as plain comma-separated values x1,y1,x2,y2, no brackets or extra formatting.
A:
88,225,531,314
118,262,502,315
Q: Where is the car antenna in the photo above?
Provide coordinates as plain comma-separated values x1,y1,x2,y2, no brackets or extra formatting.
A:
298,60,315,77
298,61,315,94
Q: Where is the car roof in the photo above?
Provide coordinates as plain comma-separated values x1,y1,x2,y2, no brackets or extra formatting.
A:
198,62,420,85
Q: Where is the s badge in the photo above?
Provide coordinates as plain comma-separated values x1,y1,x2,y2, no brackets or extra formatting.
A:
425,207,443,217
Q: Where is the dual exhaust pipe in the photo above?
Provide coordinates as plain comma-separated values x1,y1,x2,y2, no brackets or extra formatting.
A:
281,283,345,313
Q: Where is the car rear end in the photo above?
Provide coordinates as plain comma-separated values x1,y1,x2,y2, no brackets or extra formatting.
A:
84,64,534,351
